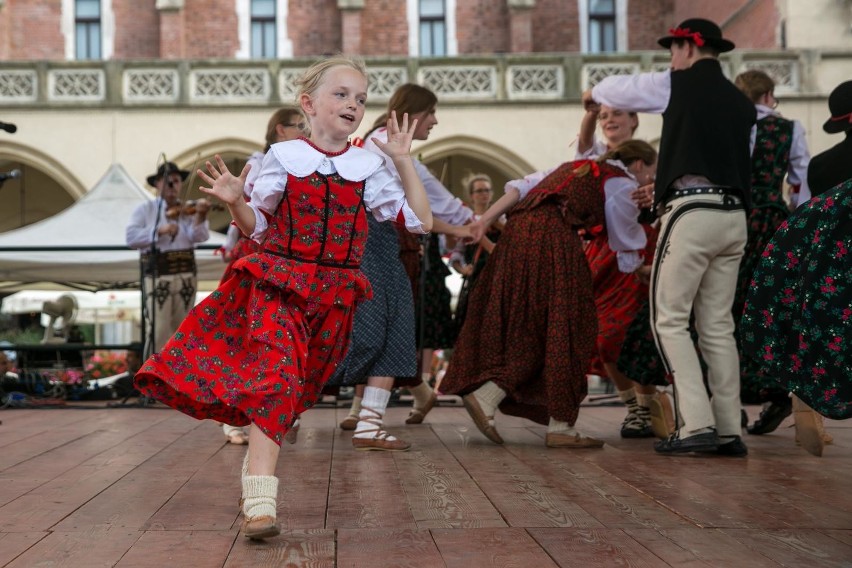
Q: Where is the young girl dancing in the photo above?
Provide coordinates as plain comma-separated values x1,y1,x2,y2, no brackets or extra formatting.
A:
134,55,432,540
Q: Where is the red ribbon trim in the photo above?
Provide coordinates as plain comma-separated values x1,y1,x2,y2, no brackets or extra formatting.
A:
669,27,705,47
828,112,852,124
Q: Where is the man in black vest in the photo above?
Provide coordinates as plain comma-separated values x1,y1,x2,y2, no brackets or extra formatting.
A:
583,18,756,456
808,80,852,196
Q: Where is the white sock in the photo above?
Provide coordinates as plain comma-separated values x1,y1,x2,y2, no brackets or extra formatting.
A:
242,475,278,520
636,392,655,409
473,381,507,416
547,417,578,435
223,423,243,436
347,395,362,419
354,386,393,440
617,387,636,404
410,380,434,410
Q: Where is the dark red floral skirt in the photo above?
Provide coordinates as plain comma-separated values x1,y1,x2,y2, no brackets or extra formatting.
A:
441,203,597,425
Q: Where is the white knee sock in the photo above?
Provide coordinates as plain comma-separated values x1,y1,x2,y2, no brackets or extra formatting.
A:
636,392,655,410
242,475,278,520
547,417,578,435
354,386,393,440
473,381,507,416
617,387,636,404
410,380,434,410
347,395,363,419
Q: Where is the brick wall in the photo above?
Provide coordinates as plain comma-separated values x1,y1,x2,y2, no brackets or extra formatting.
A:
113,1,159,59
4,0,64,60
671,0,778,49
288,0,342,57
628,0,674,50
184,0,240,58
360,0,409,56
529,0,579,53
456,0,510,54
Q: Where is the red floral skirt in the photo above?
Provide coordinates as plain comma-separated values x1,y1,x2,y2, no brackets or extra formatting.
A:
135,257,363,445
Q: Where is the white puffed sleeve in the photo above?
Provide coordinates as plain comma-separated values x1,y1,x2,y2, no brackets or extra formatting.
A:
363,164,428,234
245,151,288,241
504,166,558,201
603,170,646,273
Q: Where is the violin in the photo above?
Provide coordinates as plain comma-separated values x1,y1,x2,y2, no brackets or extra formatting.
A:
165,199,224,220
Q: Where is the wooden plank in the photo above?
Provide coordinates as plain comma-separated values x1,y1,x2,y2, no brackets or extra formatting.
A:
392,427,507,529
3,527,141,568
115,530,236,568
431,424,606,529
0,408,120,472
720,528,852,568
0,411,174,508
500,428,694,530
144,442,244,531
528,527,671,568
336,528,445,568
0,411,190,531
324,429,417,530
823,529,852,547
626,527,783,567
223,529,335,568
271,426,336,531
431,527,559,568
0,532,48,566
48,417,225,533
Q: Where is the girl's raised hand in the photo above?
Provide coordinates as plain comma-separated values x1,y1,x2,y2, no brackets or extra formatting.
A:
371,111,417,160
197,155,251,206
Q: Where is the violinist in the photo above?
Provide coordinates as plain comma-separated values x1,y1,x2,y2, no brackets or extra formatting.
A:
126,161,210,353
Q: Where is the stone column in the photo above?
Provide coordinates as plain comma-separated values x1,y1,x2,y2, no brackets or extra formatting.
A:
157,0,185,59
508,0,535,54
338,0,365,55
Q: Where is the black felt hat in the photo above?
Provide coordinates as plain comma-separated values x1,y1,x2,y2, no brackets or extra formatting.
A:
146,161,189,187
658,18,735,53
823,80,852,134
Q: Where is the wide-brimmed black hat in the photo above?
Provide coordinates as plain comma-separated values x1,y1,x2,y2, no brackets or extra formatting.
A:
823,80,852,134
658,18,735,53
146,161,189,187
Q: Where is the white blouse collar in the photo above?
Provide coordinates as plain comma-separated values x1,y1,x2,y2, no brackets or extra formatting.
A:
269,138,383,181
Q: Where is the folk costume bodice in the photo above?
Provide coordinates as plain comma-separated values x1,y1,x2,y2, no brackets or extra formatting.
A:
233,138,427,306
751,114,794,211
512,160,626,231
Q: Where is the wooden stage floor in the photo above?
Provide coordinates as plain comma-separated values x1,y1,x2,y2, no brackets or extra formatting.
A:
0,399,850,567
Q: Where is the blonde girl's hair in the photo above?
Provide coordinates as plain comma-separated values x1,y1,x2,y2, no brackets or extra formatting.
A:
599,139,657,166
294,54,368,101
263,106,304,152
462,172,493,197
734,69,775,103
366,83,439,136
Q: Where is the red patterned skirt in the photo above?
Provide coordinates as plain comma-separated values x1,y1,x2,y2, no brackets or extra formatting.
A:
440,202,597,425
135,257,364,445
586,225,655,367
221,236,262,284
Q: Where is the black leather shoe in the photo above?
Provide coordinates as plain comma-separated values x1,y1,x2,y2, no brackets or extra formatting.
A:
716,436,748,457
747,399,792,435
654,430,719,455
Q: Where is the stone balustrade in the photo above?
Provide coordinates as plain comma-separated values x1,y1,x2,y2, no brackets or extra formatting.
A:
1,50,846,108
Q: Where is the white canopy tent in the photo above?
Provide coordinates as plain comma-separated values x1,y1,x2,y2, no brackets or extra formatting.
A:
0,163,227,290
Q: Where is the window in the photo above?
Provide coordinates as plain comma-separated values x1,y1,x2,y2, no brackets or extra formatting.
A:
251,0,276,59
588,0,616,53
75,0,101,60
419,0,446,57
